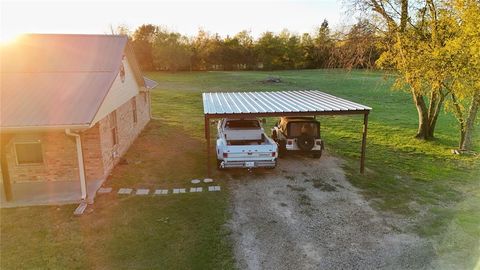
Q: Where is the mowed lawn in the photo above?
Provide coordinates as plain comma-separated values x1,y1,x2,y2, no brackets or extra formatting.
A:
1,70,479,269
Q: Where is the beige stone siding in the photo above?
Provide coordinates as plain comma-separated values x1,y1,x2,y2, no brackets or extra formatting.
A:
98,92,150,177
3,91,150,183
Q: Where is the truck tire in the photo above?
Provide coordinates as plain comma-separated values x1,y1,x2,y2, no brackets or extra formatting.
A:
297,134,315,151
313,150,322,159
277,140,286,158
271,130,278,140
216,159,224,170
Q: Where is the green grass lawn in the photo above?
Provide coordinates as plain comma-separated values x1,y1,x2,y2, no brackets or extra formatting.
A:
1,69,479,269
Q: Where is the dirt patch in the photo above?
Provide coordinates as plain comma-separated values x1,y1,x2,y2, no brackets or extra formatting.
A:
227,153,435,270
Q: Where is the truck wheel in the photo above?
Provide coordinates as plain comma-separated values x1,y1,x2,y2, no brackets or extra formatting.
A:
271,130,278,140
313,144,323,158
268,160,277,169
297,134,315,151
216,159,224,170
278,140,286,158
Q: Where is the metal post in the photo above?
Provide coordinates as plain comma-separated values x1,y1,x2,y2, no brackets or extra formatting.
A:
360,112,369,174
205,116,211,177
1,134,13,201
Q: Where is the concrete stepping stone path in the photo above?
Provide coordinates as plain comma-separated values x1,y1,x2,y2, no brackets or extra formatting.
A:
204,178,214,183
118,188,133,195
154,189,169,195
208,186,221,192
98,187,112,194
136,189,149,195
173,188,186,194
190,187,203,193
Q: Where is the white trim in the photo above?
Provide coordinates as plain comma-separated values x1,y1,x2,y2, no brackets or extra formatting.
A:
65,129,87,201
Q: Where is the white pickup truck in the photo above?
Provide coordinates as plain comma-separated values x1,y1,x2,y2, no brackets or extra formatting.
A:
216,118,278,169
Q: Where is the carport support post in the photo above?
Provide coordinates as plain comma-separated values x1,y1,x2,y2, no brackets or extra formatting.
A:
205,116,211,177
360,112,369,174
1,134,13,201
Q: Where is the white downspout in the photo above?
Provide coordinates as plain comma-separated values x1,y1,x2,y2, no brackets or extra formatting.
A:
65,129,87,201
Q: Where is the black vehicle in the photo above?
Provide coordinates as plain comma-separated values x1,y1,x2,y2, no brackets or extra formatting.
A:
271,117,324,158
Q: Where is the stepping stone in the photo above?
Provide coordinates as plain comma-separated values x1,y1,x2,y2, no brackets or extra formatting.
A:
190,187,203,193
136,189,149,195
191,179,201,184
98,187,112,194
179,188,186,193
118,188,133,195
154,189,168,195
204,178,214,183
173,189,180,194
208,186,221,192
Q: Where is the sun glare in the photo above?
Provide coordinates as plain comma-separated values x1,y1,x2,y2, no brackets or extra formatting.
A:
0,30,22,45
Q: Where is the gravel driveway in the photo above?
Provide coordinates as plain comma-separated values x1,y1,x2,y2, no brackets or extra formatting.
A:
227,154,435,270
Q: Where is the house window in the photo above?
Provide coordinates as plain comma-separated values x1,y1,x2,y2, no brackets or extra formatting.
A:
109,112,118,146
132,98,137,124
15,142,43,165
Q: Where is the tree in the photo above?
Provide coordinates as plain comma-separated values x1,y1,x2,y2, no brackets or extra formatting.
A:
152,29,192,72
314,19,334,68
256,32,285,70
357,0,449,139
442,0,480,150
234,30,257,70
131,24,158,71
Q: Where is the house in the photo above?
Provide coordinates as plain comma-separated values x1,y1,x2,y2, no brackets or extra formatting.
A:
0,34,157,206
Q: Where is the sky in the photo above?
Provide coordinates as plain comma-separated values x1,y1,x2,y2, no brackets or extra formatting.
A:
1,0,348,42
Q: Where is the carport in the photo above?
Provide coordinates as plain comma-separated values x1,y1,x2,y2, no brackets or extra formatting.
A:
202,90,371,176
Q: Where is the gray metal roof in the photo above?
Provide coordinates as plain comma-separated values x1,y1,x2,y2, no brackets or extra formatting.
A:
144,77,159,89
0,34,152,129
202,90,371,116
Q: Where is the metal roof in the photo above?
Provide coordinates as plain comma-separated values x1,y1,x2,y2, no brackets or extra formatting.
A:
144,77,159,89
0,34,153,129
202,90,371,116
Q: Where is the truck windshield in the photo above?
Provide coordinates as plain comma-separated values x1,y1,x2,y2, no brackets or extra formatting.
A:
288,122,319,137
225,120,260,129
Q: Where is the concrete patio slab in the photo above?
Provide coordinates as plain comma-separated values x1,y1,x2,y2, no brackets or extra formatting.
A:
0,179,103,208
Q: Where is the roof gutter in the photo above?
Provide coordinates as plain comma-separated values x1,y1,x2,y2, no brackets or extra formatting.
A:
65,129,87,202
1,124,90,133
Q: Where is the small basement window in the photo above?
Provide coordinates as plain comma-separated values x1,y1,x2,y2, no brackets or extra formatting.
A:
15,142,43,165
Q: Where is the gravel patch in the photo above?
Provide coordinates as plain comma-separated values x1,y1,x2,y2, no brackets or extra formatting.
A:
227,153,435,270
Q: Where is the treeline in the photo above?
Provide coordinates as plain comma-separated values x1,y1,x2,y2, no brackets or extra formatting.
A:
121,20,381,72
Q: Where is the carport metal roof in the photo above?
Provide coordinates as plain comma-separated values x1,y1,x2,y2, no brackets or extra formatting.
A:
203,90,371,115
202,90,371,176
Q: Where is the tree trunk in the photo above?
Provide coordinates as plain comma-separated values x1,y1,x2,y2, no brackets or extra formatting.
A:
412,91,431,139
461,91,480,151
427,91,445,138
